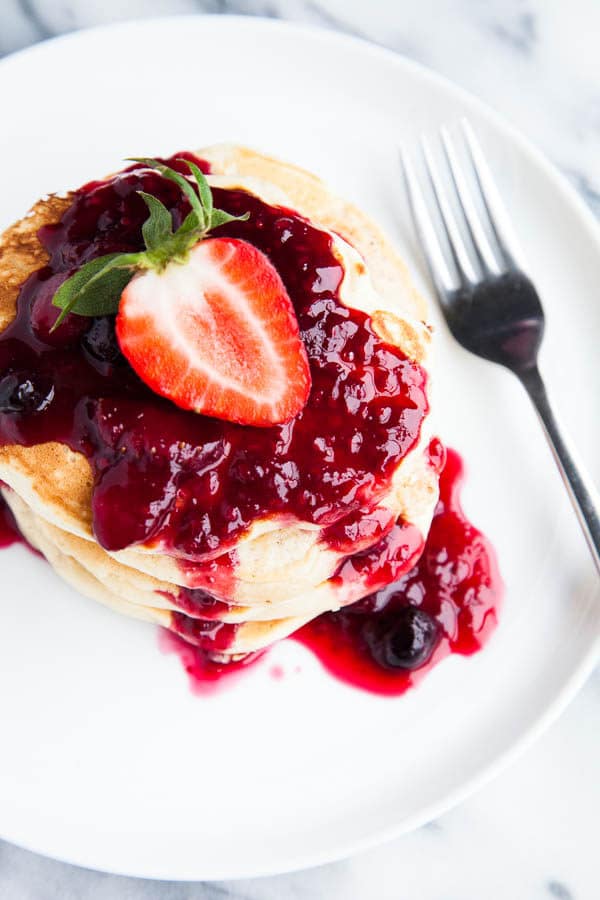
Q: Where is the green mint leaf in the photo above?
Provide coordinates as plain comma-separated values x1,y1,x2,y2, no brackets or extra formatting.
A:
128,158,205,231
138,192,174,252
181,159,213,221
51,252,142,329
210,209,250,230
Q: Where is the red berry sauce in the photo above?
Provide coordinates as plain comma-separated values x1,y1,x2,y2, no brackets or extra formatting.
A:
0,490,42,557
294,449,502,695
0,493,22,549
163,587,235,620
158,629,260,696
0,155,428,561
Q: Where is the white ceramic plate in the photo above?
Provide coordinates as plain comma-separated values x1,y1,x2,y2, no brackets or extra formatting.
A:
0,16,598,881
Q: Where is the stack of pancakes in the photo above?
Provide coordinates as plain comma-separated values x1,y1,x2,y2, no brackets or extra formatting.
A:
0,145,439,661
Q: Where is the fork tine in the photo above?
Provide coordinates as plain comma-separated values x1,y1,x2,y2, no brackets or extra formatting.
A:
399,147,457,298
461,119,523,269
440,126,504,275
420,136,479,284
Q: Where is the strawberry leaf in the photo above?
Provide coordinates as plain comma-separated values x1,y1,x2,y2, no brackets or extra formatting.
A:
129,157,250,240
177,209,202,236
128,158,206,231
182,159,213,221
210,208,250,230
51,252,142,329
139,192,173,252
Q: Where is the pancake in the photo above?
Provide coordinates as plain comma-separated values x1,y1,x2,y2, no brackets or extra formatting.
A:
4,482,424,630
0,145,440,657
7,487,322,658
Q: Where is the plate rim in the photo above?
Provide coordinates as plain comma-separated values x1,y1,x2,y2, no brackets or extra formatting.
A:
0,13,599,881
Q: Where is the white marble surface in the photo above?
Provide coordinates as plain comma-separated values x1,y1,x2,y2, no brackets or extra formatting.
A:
0,1,599,897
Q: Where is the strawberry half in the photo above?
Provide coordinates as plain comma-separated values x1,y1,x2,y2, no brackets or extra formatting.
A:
51,156,312,425
116,237,312,426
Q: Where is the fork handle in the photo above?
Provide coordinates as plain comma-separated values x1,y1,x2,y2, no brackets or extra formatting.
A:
518,366,600,575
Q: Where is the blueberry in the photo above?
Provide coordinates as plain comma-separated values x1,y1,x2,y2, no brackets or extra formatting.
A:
364,607,439,670
0,372,55,414
81,317,123,365
30,273,88,348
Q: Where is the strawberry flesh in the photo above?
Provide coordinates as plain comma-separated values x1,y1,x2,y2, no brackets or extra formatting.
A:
116,238,311,426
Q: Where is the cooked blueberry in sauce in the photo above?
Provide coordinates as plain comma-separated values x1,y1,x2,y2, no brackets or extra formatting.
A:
81,316,124,367
0,372,54,415
364,607,439,670
29,271,88,347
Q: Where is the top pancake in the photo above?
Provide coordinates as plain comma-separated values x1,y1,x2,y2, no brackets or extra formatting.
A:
0,144,438,598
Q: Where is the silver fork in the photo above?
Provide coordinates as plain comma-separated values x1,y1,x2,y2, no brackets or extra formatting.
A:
401,120,600,574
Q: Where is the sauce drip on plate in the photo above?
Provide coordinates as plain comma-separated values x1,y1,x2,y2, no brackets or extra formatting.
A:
0,493,22,549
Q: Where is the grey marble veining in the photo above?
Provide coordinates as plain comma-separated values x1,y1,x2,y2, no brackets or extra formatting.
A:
3,0,600,211
0,2,598,898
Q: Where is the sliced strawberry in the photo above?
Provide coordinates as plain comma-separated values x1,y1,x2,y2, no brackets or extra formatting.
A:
115,238,311,426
